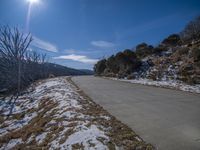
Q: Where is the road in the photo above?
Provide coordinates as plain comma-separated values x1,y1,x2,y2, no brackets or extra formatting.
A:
72,76,200,150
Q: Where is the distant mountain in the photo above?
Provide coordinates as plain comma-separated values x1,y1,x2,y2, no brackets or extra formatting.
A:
0,61,92,94
42,63,94,76
79,69,94,75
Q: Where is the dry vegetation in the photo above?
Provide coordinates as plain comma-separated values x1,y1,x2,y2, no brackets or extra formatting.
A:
0,77,154,150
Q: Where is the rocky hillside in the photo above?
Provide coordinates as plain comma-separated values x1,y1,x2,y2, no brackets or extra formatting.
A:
94,16,200,86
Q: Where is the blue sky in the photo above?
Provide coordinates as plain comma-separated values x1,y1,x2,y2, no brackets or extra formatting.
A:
0,0,200,69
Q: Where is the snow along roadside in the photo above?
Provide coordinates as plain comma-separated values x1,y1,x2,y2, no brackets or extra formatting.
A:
0,77,154,150
109,78,200,94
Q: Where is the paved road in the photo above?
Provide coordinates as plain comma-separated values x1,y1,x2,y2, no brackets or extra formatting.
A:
72,76,200,150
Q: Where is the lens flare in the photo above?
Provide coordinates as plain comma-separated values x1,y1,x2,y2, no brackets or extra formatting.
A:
25,3,31,32
25,0,40,32
27,0,39,4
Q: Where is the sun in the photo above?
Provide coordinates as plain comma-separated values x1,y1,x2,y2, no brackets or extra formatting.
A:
27,0,40,4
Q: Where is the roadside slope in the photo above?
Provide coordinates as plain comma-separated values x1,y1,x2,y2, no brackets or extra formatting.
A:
0,77,152,150
72,76,200,150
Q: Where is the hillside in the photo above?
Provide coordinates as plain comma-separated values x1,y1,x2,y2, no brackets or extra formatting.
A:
41,63,93,76
94,16,200,93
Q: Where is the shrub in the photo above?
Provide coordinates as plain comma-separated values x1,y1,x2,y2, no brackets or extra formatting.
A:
162,34,181,46
115,50,141,75
152,45,166,54
94,59,107,75
192,48,200,62
106,55,118,74
135,43,154,58
94,49,141,77
123,49,137,59
177,47,189,55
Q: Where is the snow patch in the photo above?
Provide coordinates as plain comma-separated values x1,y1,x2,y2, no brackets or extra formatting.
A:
1,138,22,150
111,78,200,94
60,125,109,150
36,132,47,144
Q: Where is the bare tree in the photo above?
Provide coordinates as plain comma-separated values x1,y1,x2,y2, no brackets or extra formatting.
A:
0,26,32,94
0,26,88,93
180,16,200,42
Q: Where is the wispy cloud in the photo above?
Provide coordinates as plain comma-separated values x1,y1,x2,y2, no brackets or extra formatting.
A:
64,48,103,55
64,49,77,54
32,37,58,52
91,40,115,48
53,54,98,64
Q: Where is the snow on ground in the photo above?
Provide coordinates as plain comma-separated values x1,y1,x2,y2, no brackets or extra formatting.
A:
5,139,22,150
58,125,109,150
111,78,200,94
0,77,153,150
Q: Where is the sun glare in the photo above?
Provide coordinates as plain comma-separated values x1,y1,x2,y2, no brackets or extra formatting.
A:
27,0,40,4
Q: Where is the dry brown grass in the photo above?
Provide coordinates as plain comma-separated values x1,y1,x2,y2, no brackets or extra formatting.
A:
72,143,84,150
0,97,60,149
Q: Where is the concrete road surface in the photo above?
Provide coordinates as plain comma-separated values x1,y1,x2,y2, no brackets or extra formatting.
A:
72,76,200,150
